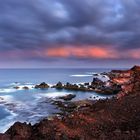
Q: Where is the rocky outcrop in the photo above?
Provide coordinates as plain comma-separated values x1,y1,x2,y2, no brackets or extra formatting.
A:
1,66,140,140
53,82,63,89
1,89,140,140
109,65,140,97
35,82,49,89
53,82,92,92
91,78,105,88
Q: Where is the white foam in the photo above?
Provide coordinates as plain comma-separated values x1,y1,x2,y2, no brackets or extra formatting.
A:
0,107,18,133
17,85,34,90
93,74,110,82
0,117,16,133
0,88,16,93
86,72,98,75
0,95,14,102
9,82,20,86
70,74,92,77
38,92,70,99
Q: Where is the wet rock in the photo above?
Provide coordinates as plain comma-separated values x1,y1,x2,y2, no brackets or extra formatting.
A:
59,94,76,101
13,86,20,89
52,100,77,114
84,82,89,86
93,73,99,76
54,82,63,89
22,86,29,90
52,101,65,108
35,82,49,89
91,78,105,88
64,83,79,90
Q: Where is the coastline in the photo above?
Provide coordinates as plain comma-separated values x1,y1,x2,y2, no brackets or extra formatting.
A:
0,66,140,139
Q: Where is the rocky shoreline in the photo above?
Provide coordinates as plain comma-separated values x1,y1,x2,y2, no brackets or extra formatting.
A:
0,66,140,140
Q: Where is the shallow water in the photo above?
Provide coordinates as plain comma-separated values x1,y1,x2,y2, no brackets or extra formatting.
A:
0,68,111,132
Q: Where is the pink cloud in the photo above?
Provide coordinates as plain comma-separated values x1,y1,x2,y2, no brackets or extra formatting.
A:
46,45,119,59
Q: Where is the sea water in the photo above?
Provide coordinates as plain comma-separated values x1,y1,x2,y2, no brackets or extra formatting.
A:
0,68,111,133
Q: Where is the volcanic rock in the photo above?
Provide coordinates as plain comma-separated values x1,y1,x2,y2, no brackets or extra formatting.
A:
1,66,140,140
54,82,63,89
35,82,49,89
13,86,20,89
59,94,76,101
22,86,29,90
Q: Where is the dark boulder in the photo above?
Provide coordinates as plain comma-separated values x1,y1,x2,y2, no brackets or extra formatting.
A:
55,82,63,89
13,86,20,89
5,122,32,140
35,82,49,89
59,94,76,101
91,78,105,88
22,86,29,90
64,83,79,90
84,83,89,86
131,65,140,71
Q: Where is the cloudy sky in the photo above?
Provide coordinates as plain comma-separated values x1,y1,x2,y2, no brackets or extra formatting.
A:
0,0,140,68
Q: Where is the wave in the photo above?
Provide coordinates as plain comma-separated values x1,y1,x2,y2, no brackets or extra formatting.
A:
0,88,17,93
38,92,70,99
0,95,14,102
0,106,17,133
16,85,34,90
93,74,110,82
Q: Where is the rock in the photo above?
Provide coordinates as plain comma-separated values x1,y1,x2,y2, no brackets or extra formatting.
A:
55,82,63,89
5,122,32,139
35,82,49,89
13,86,20,89
93,73,99,76
84,83,89,86
91,78,105,88
131,65,140,71
52,101,65,108
59,94,76,101
64,83,79,90
1,66,140,140
22,86,29,90
0,97,4,100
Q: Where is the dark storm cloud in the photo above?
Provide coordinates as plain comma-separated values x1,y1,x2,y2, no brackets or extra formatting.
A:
0,0,140,54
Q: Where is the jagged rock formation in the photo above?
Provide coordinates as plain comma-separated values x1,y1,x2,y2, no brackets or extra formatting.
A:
35,82,49,89
0,66,140,140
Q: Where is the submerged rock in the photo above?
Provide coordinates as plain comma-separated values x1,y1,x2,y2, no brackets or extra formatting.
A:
13,86,20,89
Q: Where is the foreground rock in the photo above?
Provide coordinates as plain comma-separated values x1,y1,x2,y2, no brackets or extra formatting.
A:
1,90,140,140
58,94,76,101
35,82,49,89
1,66,140,140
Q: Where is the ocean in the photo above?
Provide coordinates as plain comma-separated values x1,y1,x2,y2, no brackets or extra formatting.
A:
0,68,111,133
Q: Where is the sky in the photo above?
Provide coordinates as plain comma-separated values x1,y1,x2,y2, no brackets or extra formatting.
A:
0,0,140,68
